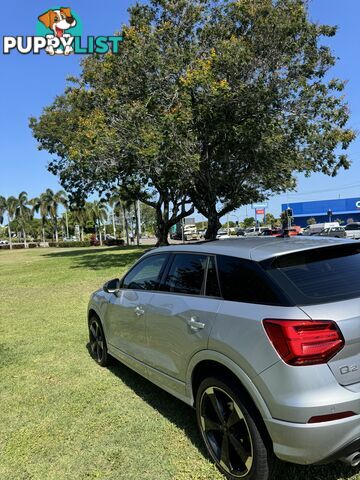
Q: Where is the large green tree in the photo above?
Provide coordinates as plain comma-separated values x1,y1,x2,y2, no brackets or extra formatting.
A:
31,0,355,241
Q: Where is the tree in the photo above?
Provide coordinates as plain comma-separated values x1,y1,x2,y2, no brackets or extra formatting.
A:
5,196,17,249
336,218,344,225
88,201,108,246
264,213,281,228
242,217,255,229
43,189,68,243
15,192,31,247
31,193,50,242
30,1,202,246
30,0,355,242
0,196,5,226
307,217,317,225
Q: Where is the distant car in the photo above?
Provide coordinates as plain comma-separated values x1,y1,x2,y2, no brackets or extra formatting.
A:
318,226,346,238
105,234,116,241
63,236,78,242
303,222,340,236
216,230,232,239
259,228,282,237
235,228,245,236
244,226,271,237
0,240,9,245
344,223,360,240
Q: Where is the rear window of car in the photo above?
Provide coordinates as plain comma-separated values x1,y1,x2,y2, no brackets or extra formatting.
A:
264,244,360,305
216,255,285,305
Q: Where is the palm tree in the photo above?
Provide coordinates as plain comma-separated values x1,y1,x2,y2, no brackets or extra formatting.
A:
72,206,88,241
31,193,50,242
109,192,131,245
44,189,68,243
15,191,31,247
88,201,108,246
0,196,5,226
5,196,17,249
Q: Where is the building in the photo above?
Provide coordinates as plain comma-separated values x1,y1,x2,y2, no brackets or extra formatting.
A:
281,197,360,227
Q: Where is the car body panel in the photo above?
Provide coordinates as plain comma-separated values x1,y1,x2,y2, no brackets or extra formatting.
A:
145,293,222,381
104,289,154,363
300,298,360,386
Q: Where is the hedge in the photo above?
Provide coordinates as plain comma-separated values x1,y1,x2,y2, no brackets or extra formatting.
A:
48,241,91,248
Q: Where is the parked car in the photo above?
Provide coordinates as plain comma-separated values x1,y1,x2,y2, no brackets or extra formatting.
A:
216,230,229,239
235,228,245,236
0,239,9,245
344,222,360,240
88,237,360,479
318,226,347,238
244,226,271,236
259,228,282,237
303,222,340,236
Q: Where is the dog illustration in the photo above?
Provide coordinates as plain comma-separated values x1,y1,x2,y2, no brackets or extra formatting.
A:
38,8,77,55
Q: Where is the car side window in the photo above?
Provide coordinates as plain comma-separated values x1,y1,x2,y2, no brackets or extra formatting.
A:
163,253,207,295
216,255,282,305
122,254,169,291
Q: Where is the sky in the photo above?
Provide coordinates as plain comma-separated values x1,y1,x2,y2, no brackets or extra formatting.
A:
0,0,359,222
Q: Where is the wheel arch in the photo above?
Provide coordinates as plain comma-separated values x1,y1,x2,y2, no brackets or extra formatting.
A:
187,351,272,422
189,354,274,450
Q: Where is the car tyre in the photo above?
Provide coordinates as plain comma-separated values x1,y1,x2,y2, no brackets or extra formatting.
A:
88,315,109,367
196,377,273,480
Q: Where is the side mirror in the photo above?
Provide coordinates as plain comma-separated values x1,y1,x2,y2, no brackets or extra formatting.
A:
103,278,120,294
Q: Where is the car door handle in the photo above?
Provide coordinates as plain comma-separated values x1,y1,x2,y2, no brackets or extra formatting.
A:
134,306,145,317
188,316,205,331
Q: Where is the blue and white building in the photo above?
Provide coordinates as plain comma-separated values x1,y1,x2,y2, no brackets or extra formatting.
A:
281,197,360,227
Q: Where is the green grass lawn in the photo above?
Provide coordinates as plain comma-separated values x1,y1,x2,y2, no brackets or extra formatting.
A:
0,246,359,480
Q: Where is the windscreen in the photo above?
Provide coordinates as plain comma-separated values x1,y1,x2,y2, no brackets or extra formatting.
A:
264,243,360,305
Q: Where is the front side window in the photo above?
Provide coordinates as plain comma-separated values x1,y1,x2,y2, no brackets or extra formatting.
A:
163,253,207,295
122,254,168,291
217,255,283,305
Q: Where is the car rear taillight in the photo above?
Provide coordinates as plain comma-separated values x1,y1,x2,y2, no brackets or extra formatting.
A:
263,319,344,366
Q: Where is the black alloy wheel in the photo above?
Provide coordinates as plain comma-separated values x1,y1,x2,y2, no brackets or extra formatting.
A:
89,316,109,366
196,377,273,480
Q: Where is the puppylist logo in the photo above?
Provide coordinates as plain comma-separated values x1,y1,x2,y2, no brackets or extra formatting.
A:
3,7,122,55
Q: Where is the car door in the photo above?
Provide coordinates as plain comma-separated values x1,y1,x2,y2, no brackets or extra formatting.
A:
104,253,169,364
144,253,222,385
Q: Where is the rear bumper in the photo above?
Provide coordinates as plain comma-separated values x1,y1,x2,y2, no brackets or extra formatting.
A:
265,414,360,465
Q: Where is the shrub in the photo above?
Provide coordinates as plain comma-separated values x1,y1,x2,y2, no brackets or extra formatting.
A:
104,239,125,246
48,241,91,248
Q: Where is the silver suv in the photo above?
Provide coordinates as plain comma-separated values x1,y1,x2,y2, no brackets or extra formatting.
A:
88,237,360,479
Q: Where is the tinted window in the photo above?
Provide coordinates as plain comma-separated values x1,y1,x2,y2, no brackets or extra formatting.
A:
122,254,168,291
217,255,282,305
265,244,360,305
346,224,360,230
205,256,221,297
163,254,207,295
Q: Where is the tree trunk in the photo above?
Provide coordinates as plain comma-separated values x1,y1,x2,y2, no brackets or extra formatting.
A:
7,220,12,250
23,229,27,248
42,225,45,243
99,224,103,246
205,210,222,240
112,208,116,238
134,202,140,246
155,221,170,247
81,226,84,242
55,221,59,243
122,205,129,246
